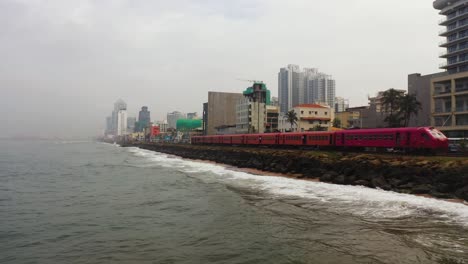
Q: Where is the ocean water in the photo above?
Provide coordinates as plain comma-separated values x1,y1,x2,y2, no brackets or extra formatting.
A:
1,140,468,264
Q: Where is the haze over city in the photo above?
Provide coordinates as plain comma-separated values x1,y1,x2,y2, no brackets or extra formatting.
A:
1,0,442,138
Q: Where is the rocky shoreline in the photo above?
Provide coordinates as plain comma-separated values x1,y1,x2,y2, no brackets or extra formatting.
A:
122,142,468,202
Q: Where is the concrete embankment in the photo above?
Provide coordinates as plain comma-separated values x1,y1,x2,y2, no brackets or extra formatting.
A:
123,142,468,202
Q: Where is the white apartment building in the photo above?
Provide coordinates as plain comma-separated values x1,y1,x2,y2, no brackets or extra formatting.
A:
167,111,186,129
117,110,128,136
236,97,266,134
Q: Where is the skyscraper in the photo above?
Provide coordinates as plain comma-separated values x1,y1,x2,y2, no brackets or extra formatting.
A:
304,70,336,108
117,110,127,136
110,99,127,135
278,65,336,113
278,64,302,113
435,0,468,74
138,106,151,127
127,117,136,132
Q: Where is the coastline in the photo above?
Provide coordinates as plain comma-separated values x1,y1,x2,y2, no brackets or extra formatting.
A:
187,153,468,206
120,142,468,203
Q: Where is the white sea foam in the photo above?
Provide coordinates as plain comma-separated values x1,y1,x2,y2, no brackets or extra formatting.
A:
126,147,468,226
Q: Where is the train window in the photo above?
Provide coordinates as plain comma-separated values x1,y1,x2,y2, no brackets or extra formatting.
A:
354,136,358,140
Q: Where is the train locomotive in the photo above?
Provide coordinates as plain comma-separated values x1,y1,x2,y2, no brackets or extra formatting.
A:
191,127,449,154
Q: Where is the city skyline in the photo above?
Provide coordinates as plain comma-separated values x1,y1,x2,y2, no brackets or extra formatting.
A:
1,0,443,138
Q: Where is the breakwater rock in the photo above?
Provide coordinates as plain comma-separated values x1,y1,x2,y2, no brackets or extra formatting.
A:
124,143,468,202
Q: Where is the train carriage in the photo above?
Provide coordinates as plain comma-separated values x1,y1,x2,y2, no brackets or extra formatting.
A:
303,131,334,147
231,135,245,145
259,134,280,145
221,135,232,145
281,133,306,146
245,134,261,145
190,127,448,154
335,127,448,153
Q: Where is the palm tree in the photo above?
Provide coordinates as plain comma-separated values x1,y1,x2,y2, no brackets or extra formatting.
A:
398,93,422,127
381,89,404,127
285,110,298,132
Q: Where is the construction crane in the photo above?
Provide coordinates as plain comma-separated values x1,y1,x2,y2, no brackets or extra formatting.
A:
236,78,263,84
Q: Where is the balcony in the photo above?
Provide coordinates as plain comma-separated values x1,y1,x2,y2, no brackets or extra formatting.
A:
439,34,468,47
439,23,468,36
439,10,468,25
439,58,468,69
439,46,468,58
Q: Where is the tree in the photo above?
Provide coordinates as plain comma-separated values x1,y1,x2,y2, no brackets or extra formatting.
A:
285,110,298,132
332,118,341,128
312,124,325,131
381,89,404,127
398,93,422,127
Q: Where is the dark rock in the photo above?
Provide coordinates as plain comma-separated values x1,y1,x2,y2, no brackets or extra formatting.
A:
343,167,355,176
430,191,453,199
320,173,333,182
435,183,453,193
398,182,414,189
371,175,391,190
455,186,468,201
355,180,371,187
411,184,432,194
388,178,403,187
333,174,346,184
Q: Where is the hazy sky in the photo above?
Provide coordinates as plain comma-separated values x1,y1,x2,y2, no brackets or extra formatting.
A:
1,0,443,138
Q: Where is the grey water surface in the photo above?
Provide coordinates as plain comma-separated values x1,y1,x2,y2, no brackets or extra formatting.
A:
1,140,467,264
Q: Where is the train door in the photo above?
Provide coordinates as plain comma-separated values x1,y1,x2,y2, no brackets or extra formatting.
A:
341,133,345,145
406,132,411,146
275,134,279,145
396,132,401,146
302,135,307,145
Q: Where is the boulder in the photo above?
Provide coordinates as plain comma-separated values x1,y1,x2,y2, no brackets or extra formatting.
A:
411,184,433,194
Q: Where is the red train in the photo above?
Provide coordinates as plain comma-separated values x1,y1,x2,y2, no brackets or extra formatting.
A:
191,127,449,154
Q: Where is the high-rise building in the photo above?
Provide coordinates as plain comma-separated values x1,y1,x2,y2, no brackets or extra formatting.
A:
127,117,136,132
278,64,302,113
235,83,269,134
110,99,127,135
167,111,185,129
278,65,336,113
334,97,349,113
432,0,468,137
138,106,151,127
304,70,336,108
117,110,128,136
435,0,468,74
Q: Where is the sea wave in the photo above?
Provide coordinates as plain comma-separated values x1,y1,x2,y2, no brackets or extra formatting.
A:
126,147,468,226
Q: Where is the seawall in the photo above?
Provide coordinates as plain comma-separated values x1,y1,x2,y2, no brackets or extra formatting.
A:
123,143,468,202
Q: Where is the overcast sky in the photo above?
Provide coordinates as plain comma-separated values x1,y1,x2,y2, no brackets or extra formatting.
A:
1,0,442,138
